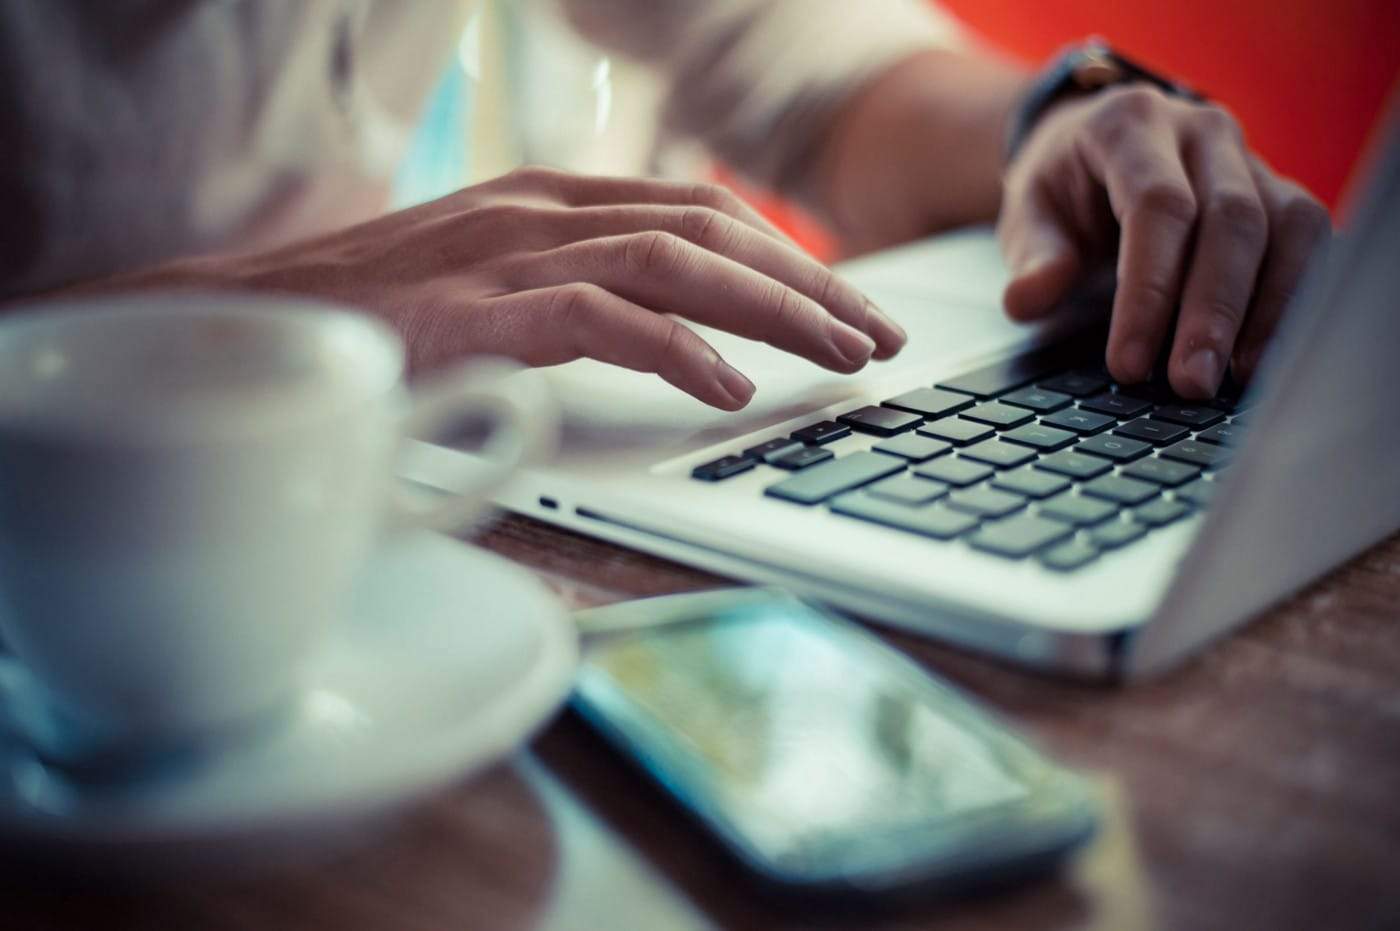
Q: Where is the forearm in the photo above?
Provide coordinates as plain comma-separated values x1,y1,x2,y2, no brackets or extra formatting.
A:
804,49,1031,255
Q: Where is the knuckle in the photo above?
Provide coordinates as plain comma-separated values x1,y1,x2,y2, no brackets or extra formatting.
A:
1279,193,1331,242
1205,190,1268,240
1133,181,1197,227
1099,84,1162,123
623,230,686,275
1200,296,1246,333
1129,276,1178,317
687,181,735,212
807,265,844,313
549,282,605,329
1192,104,1242,140
678,206,733,252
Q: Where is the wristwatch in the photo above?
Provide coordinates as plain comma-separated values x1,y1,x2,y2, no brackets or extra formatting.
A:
1004,38,1205,165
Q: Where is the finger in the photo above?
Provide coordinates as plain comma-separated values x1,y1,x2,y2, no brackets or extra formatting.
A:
998,176,1084,321
1168,110,1270,397
496,203,905,358
451,284,756,410
507,232,878,373
1078,87,1199,383
1231,166,1332,383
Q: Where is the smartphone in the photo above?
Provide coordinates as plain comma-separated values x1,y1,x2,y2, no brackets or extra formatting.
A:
571,588,1098,897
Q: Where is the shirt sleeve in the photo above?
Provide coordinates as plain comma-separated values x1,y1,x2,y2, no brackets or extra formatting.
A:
558,0,963,194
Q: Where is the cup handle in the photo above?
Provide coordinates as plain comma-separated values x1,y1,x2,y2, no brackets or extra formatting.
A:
385,359,556,533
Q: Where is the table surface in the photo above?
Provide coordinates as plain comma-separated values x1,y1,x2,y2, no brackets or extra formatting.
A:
7,514,1400,931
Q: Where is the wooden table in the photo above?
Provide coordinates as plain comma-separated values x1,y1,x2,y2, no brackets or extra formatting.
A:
8,515,1400,930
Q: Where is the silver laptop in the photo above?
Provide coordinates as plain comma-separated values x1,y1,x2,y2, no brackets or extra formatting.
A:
405,110,1400,681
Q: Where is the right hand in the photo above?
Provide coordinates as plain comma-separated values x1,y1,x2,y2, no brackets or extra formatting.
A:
208,167,907,410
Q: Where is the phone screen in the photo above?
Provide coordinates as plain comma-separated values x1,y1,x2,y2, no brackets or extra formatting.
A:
576,598,1034,868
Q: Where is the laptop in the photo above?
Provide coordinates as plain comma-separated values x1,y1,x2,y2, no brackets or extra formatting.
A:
403,108,1400,681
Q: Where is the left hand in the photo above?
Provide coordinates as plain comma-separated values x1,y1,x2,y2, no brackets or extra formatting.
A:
998,85,1332,397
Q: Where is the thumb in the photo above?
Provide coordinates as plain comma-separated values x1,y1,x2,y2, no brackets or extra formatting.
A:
999,188,1082,321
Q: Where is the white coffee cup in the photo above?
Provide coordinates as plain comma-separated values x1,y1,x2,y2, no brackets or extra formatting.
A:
0,292,555,766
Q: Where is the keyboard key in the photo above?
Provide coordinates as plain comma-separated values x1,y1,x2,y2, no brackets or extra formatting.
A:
1196,422,1242,445
867,474,949,505
1229,410,1252,425
1114,417,1189,446
1035,450,1113,480
830,493,979,540
764,451,903,504
1161,439,1230,468
1082,474,1159,506
882,387,973,418
1122,456,1201,487
935,350,1063,399
1001,423,1077,452
1135,497,1191,527
1175,478,1216,507
691,455,755,481
1076,434,1151,462
1040,539,1100,571
948,486,1027,518
770,446,835,470
914,457,994,487
961,402,1034,429
1040,407,1116,435
1090,519,1148,549
1080,393,1152,419
1001,387,1072,413
791,420,851,445
872,433,952,463
1038,492,1118,526
916,418,994,446
960,438,1037,469
970,514,1073,558
837,406,922,436
1153,405,1225,429
1039,372,1108,397
992,467,1070,499
743,438,803,462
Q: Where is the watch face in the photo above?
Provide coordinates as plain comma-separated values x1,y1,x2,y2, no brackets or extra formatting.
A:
1071,49,1126,91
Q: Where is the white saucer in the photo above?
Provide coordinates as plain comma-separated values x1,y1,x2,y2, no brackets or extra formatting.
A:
0,531,577,875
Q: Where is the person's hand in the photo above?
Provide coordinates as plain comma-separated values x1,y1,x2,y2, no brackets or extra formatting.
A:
198,167,905,410
999,85,1332,397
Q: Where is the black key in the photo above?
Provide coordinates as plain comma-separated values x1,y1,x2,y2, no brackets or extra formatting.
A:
947,486,1027,518
1161,439,1229,468
1153,405,1225,429
960,438,1037,469
867,474,949,505
1001,423,1077,452
743,438,803,462
691,455,755,481
935,349,1064,399
770,446,835,470
1136,497,1191,527
882,387,973,418
961,402,1034,429
830,493,979,540
916,418,994,446
872,433,952,463
1076,434,1151,462
791,420,851,445
913,457,994,487
1041,540,1099,571
1196,422,1242,445
1080,393,1153,419
1038,492,1118,526
991,467,1071,499
1090,519,1148,550
970,514,1073,558
1114,417,1189,446
1035,450,1113,480
1082,474,1159,506
1040,407,1116,435
1001,387,1072,413
837,406,922,436
764,451,903,504
1122,457,1200,487
1175,478,1216,507
1039,372,1109,397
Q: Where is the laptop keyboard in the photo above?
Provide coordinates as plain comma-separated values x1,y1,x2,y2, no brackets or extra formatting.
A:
689,347,1248,572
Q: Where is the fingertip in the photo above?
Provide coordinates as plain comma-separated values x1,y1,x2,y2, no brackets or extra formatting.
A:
1002,253,1079,322
716,362,755,408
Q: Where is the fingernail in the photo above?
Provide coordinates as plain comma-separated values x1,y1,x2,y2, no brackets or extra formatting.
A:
865,299,907,356
1184,348,1223,397
716,362,755,407
831,324,877,367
